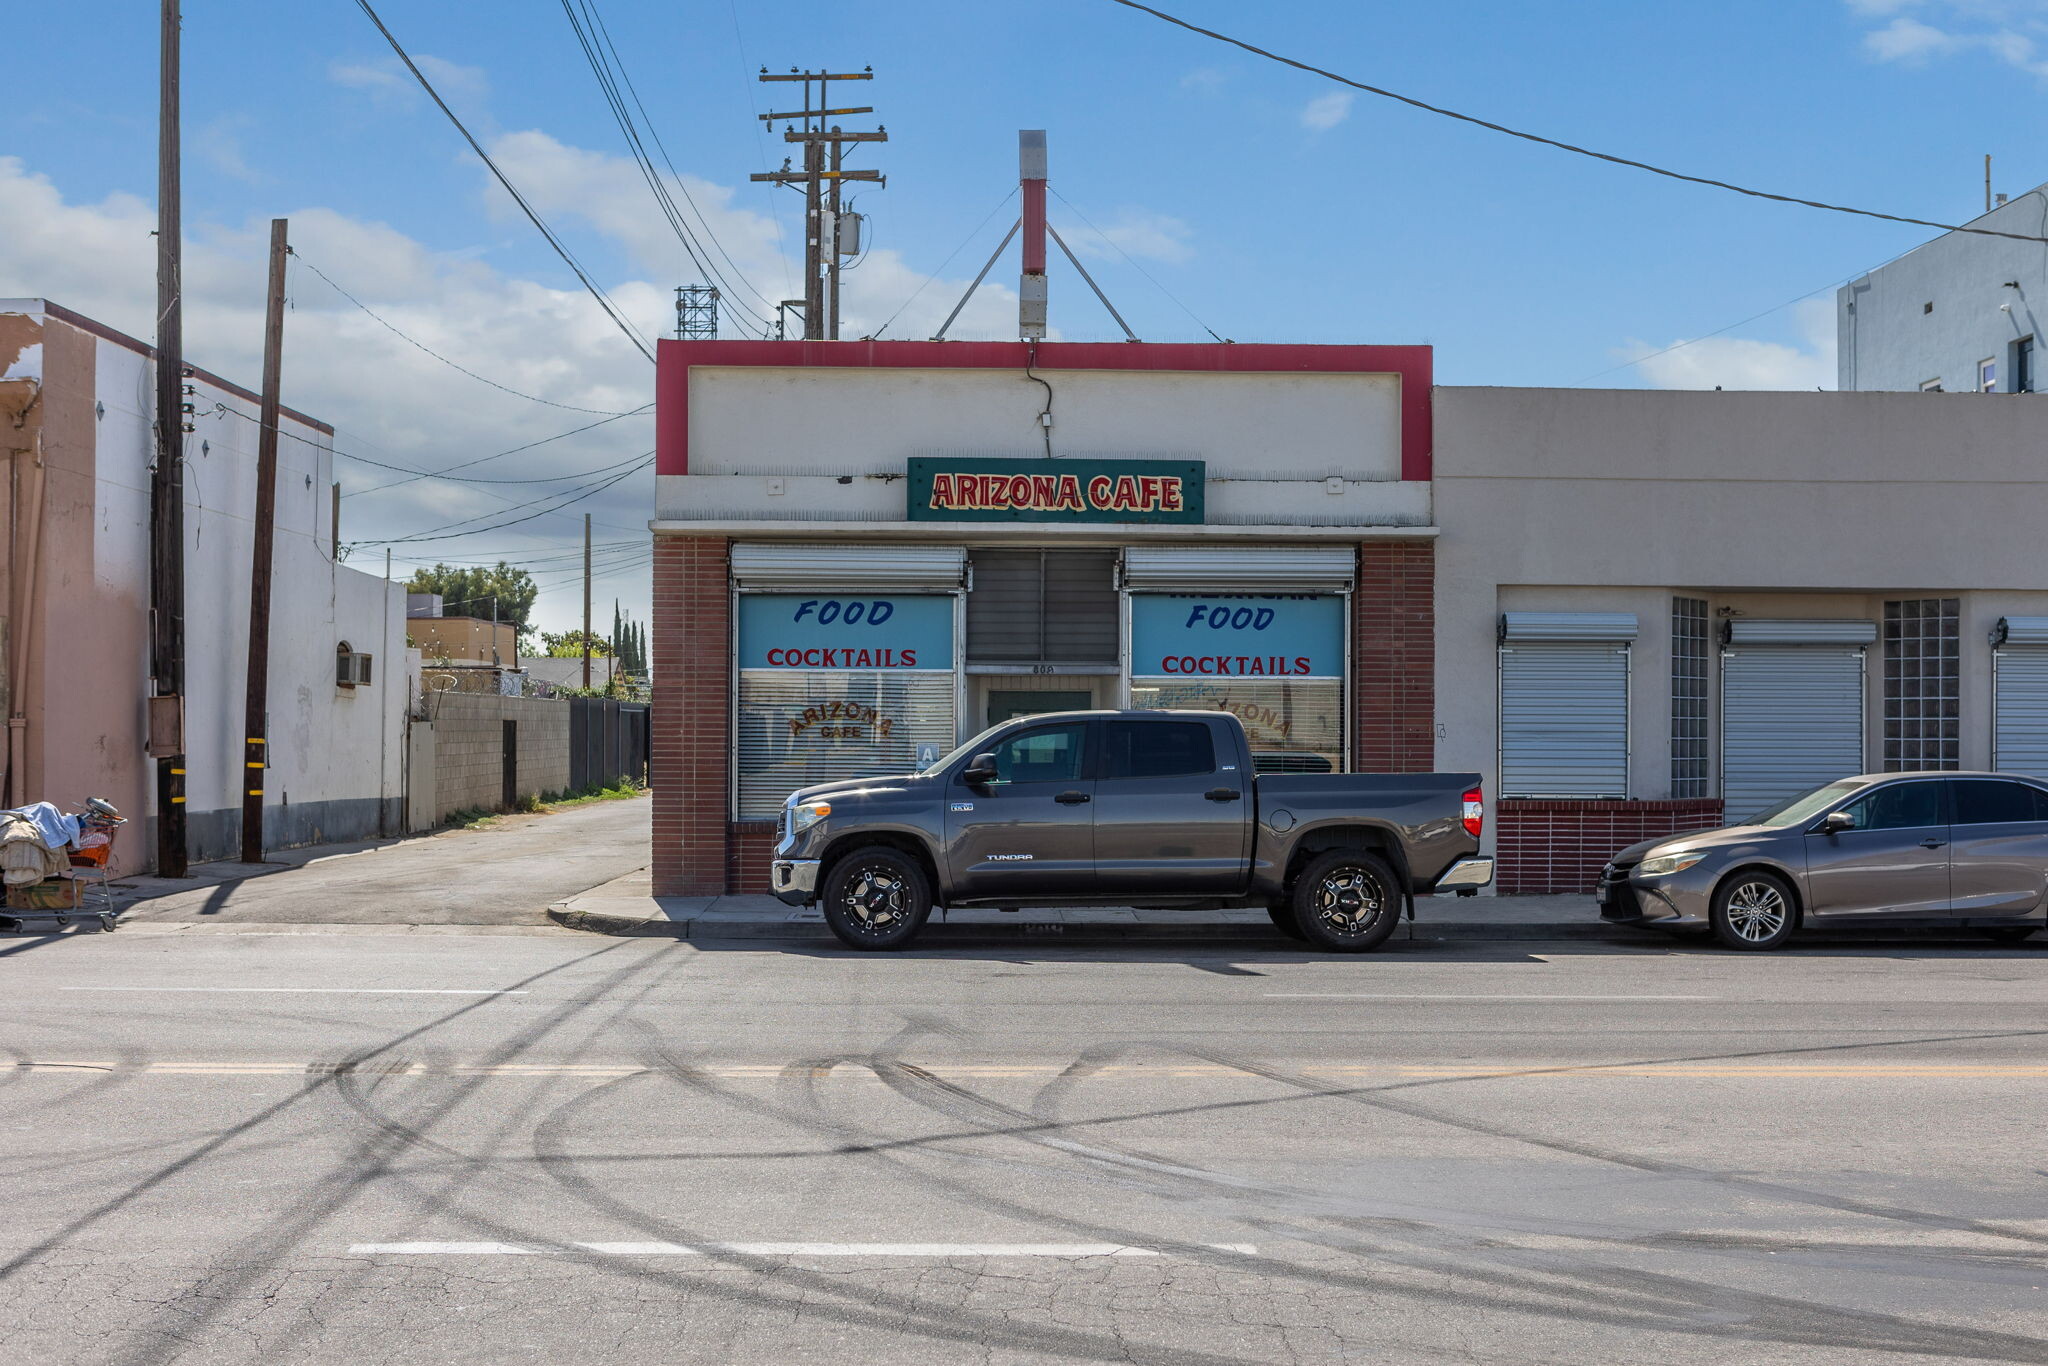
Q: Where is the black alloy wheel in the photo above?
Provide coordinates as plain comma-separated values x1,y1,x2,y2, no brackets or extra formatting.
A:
1291,850,1402,953
821,847,932,951
1709,871,1798,951
1266,903,1308,941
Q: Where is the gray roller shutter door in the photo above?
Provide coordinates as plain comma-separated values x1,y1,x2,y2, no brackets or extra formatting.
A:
966,549,1118,663
1499,643,1630,797
1994,650,2048,776
730,543,966,590
1721,648,1866,816
1122,545,1356,593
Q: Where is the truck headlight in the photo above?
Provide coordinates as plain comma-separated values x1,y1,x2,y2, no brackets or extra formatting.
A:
790,801,832,835
1638,851,1707,878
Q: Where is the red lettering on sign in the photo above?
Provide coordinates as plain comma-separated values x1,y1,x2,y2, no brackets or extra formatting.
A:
1161,477,1183,511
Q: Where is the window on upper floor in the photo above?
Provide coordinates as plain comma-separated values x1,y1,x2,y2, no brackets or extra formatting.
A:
1920,378,1943,393
1979,357,1998,392
2016,336,2035,394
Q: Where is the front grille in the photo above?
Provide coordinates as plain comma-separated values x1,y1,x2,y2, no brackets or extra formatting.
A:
776,808,789,841
1597,864,1644,920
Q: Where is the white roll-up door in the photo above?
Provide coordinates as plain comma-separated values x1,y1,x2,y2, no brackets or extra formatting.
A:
1122,545,1356,592
730,543,966,590
1498,642,1631,797
1994,647,2048,777
1721,647,1866,816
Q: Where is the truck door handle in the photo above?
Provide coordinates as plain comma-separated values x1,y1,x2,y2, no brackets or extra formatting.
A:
1920,838,1947,849
1205,787,1241,802
1055,791,1091,805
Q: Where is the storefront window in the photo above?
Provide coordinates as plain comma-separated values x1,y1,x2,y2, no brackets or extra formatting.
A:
734,593,957,818
1127,594,1345,772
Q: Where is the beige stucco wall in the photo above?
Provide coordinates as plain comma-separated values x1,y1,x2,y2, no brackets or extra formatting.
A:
411,616,518,665
1434,386,2048,822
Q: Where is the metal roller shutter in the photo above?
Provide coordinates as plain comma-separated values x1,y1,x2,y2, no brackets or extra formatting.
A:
1994,649,2048,776
1721,648,1866,816
730,543,966,590
966,550,1118,663
1498,642,1630,797
1122,546,1356,592
1499,612,1639,642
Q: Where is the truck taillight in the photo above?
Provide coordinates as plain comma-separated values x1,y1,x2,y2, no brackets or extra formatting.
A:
1462,786,1483,838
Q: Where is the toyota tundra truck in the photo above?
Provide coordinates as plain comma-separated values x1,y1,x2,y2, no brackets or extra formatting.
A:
769,708,1492,951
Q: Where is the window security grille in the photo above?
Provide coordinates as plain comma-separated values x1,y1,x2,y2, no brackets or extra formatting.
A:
1671,597,1709,798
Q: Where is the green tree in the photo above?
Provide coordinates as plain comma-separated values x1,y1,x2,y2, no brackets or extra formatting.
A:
404,563,539,636
539,629,613,658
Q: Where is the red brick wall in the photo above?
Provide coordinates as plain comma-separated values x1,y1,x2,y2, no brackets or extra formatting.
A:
1496,799,1725,895
651,536,731,896
1354,542,1435,773
727,822,776,896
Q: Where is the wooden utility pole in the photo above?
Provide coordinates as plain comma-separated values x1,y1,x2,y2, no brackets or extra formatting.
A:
240,218,288,864
151,0,189,877
580,513,592,689
750,69,885,340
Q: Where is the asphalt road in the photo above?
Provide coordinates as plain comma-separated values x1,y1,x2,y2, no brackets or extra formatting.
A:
116,795,652,926
4,926,2046,1364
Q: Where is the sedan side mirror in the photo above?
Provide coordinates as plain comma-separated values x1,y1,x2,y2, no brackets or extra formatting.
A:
961,753,1000,787
1820,810,1856,834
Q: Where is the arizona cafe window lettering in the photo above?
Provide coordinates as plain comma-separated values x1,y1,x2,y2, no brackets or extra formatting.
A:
905,457,1205,524
734,593,958,819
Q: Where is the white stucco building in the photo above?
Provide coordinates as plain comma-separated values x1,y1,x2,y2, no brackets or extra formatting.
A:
1,299,407,869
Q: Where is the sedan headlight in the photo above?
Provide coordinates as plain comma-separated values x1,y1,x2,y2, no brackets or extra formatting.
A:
1637,850,1707,878
789,801,832,835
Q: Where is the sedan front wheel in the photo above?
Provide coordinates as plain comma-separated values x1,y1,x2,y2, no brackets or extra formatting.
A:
1711,871,1797,951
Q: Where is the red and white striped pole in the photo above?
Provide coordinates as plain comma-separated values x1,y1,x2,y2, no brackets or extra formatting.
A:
1019,129,1047,340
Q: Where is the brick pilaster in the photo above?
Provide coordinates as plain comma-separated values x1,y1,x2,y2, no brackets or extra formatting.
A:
651,536,730,896
1353,541,1436,773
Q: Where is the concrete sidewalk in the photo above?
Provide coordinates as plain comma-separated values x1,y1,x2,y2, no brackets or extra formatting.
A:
547,870,1633,943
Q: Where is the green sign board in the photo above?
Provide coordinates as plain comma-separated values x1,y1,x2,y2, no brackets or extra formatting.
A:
905,457,1205,524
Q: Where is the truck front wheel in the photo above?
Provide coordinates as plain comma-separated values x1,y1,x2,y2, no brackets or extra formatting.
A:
821,847,932,951
1291,850,1401,953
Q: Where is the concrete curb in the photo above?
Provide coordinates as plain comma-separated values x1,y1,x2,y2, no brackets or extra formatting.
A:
543,904,1649,944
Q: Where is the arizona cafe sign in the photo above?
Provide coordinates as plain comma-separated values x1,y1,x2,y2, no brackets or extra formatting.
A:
906,457,1204,524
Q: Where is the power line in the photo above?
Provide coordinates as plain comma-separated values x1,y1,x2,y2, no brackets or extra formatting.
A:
292,252,640,415
870,187,1018,339
348,455,653,546
559,0,774,334
1105,0,2048,247
350,405,652,495
351,0,657,362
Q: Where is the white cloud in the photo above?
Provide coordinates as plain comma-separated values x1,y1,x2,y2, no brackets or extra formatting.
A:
1180,67,1229,94
329,54,492,113
197,117,263,185
1850,1,2048,77
0,136,1040,628
1300,91,1355,132
1060,209,1194,265
1619,299,1838,391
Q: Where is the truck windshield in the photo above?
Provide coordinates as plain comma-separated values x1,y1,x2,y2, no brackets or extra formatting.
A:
1744,779,1870,828
921,721,1012,776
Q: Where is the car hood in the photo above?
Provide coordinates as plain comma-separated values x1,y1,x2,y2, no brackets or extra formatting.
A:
1611,824,1775,865
787,772,929,806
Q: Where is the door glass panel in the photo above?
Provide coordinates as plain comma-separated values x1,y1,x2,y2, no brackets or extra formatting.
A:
1952,779,2037,825
1104,721,1216,780
991,725,1086,785
1842,781,1943,830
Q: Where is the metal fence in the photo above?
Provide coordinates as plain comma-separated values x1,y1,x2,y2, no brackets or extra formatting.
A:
568,698,650,793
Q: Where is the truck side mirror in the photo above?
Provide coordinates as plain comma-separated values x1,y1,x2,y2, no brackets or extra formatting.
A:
962,753,999,786
1820,810,1855,834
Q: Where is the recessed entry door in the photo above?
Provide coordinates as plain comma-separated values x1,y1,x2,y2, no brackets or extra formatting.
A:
987,689,1094,726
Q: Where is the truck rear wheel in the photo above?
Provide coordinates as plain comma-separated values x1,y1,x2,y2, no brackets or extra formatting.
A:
821,847,932,951
1292,850,1401,953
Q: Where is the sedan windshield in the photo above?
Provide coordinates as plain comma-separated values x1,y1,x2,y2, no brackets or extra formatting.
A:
1744,779,1870,828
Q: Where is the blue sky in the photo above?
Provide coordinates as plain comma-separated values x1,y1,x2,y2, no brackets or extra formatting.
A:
8,0,2045,628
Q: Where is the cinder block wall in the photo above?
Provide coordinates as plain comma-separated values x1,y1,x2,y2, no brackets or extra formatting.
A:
421,693,571,820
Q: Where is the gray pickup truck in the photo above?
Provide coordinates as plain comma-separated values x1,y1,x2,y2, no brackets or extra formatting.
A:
770,708,1492,951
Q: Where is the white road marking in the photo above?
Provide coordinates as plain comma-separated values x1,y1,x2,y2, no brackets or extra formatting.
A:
1264,994,1717,1001
58,987,527,995
349,1242,1259,1257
